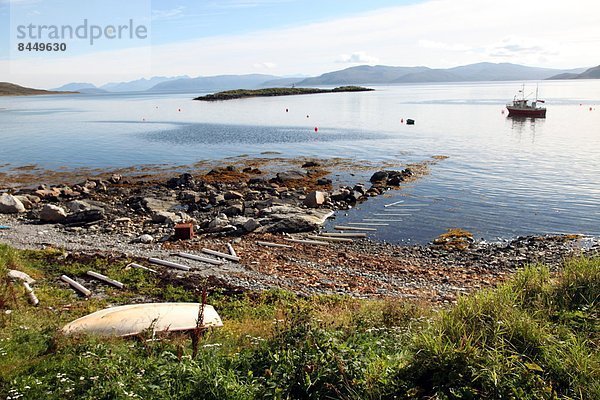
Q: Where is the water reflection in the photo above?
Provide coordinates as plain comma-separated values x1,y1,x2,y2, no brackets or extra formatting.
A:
508,116,545,143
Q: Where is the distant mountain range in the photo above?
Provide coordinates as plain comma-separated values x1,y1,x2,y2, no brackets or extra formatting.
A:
0,82,75,97
53,76,189,94
298,63,587,85
547,65,600,80
44,62,598,95
149,74,278,92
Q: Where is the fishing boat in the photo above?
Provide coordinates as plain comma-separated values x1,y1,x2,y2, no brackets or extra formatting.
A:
506,84,546,118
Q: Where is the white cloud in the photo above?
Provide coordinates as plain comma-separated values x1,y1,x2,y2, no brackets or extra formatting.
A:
486,36,559,59
152,6,186,21
3,0,600,88
336,51,379,64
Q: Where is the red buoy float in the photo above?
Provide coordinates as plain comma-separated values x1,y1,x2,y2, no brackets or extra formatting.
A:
314,127,318,132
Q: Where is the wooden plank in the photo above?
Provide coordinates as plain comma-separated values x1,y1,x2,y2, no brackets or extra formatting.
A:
348,222,389,226
87,271,124,289
23,282,39,306
257,241,294,248
177,252,224,265
334,225,377,232
201,248,241,262
226,243,237,258
127,263,157,273
61,275,91,297
388,203,429,207
383,200,404,207
320,232,368,238
284,238,329,246
307,235,353,243
148,258,191,271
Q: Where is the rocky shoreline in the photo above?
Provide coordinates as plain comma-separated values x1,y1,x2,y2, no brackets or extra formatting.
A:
1,157,598,302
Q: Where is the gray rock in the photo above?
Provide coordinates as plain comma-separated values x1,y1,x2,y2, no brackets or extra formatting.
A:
209,215,230,229
152,211,180,224
209,194,225,205
224,190,244,200
302,161,320,168
166,173,194,189
260,205,334,233
330,189,350,202
304,191,326,208
138,234,154,244
109,174,122,184
276,170,307,183
370,171,389,183
14,195,34,210
143,198,179,213
66,200,93,213
64,209,105,225
39,204,67,223
223,202,244,217
242,218,260,232
0,193,26,214
178,190,201,203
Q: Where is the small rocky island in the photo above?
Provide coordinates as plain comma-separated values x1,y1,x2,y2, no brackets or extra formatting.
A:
194,86,374,101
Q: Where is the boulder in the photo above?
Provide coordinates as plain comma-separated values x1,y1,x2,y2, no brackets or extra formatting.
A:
303,191,326,208
369,171,389,183
143,198,179,214
137,234,154,244
330,189,350,202
224,190,244,200
39,204,67,223
223,203,244,217
178,190,201,203
0,194,26,214
108,174,122,184
301,161,320,168
260,205,334,233
64,209,105,225
276,170,307,183
209,194,225,205
243,218,260,232
14,195,34,210
208,215,229,229
152,211,180,224
34,188,61,201
66,200,93,213
166,173,195,189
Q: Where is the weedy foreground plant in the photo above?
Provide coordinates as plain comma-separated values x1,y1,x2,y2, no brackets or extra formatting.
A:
0,243,598,399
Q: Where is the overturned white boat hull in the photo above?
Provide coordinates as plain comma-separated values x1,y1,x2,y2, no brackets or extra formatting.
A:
62,303,223,337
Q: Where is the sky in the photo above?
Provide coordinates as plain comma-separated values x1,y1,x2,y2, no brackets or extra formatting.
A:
0,0,599,88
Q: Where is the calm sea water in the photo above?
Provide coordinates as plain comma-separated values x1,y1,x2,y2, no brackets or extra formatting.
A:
1,81,599,243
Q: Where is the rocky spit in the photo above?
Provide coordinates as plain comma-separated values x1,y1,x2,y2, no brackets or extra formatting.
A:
1,159,598,303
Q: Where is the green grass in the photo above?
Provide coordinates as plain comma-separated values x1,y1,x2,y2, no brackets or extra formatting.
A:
194,86,374,101
1,243,598,399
